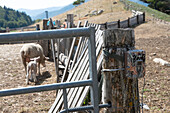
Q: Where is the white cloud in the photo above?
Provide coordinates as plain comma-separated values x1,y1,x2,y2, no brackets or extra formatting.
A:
0,0,76,9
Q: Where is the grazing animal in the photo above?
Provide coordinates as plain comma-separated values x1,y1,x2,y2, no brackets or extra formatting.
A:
26,57,40,84
20,43,47,75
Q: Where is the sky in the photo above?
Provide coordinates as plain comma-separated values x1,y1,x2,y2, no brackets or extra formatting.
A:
0,0,76,10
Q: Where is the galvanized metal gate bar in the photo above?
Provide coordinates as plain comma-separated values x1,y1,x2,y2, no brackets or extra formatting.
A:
0,28,91,43
0,27,99,113
0,80,92,97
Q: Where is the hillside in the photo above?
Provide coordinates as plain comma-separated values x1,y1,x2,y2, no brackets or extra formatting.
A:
32,0,90,20
33,4,75,20
52,0,131,24
0,6,33,29
50,0,170,39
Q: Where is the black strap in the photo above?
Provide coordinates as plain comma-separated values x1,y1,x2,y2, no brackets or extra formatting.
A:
103,49,124,62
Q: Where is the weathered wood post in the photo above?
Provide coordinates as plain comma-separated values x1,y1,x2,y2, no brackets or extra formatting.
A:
64,14,74,56
128,17,130,27
118,20,120,28
137,15,139,24
56,20,61,29
36,24,40,30
67,14,74,28
37,19,49,57
105,22,108,29
43,19,48,30
143,12,145,22
102,28,140,113
48,18,60,84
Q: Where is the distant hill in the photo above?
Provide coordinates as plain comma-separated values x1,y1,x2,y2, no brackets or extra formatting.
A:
33,4,74,20
18,7,62,20
0,6,33,29
33,0,90,20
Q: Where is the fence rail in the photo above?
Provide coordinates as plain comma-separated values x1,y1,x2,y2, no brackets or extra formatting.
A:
0,80,92,97
0,27,100,113
100,12,145,29
0,28,91,43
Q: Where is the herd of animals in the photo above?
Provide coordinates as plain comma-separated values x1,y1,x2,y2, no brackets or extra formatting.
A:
20,43,47,85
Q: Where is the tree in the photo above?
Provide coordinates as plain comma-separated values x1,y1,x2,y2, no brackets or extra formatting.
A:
147,0,170,14
3,6,7,10
73,0,85,5
4,11,9,21
16,11,21,17
0,19,5,27
0,6,33,28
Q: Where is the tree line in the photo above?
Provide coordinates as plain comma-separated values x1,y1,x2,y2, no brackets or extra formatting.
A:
0,6,33,29
141,0,170,15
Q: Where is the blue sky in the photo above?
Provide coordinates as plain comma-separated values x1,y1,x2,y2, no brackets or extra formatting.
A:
0,0,76,10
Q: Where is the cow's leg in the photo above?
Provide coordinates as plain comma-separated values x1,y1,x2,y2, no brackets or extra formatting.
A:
30,70,34,81
22,58,27,74
38,62,40,75
26,67,30,85
34,67,37,83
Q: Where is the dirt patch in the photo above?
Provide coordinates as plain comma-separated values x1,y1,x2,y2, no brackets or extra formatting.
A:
0,44,57,113
136,36,170,113
134,20,170,39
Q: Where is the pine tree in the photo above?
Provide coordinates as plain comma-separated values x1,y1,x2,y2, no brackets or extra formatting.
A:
0,6,33,28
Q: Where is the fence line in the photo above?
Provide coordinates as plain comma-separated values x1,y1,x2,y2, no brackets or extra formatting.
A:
100,12,145,29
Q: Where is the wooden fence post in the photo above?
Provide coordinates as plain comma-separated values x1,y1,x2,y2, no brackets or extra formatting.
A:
118,19,120,28
102,29,140,113
56,20,61,29
128,17,130,27
43,19,48,30
49,18,54,29
36,24,40,30
63,14,74,56
143,12,145,22
67,14,74,28
37,19,49,57
137,15,139,24
105,22,108,29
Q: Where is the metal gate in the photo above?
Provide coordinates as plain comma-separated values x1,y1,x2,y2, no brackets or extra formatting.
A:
0,27,103,112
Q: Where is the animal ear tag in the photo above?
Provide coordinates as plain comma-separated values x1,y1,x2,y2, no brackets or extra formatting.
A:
125,50,146,79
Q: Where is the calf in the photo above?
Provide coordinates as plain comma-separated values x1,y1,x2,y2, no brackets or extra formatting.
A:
26,57,40,85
